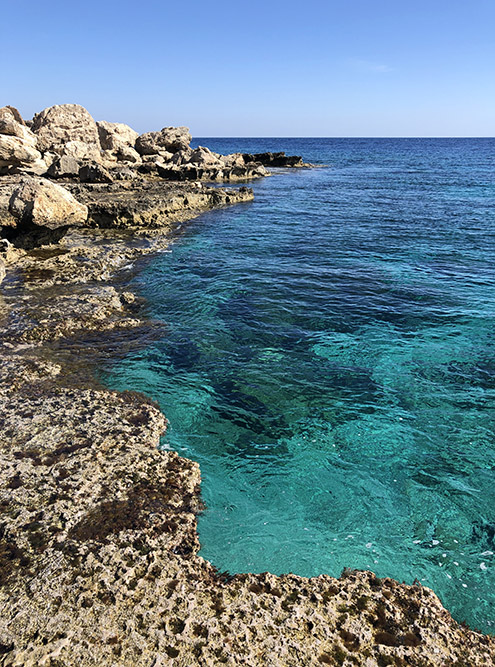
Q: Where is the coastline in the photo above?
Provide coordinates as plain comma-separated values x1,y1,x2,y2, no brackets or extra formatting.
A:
0,105,494,665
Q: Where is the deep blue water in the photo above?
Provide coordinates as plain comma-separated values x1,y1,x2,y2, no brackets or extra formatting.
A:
101,138,495,632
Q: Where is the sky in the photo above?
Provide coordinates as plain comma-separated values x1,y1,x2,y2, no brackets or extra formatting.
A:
2,0,494,136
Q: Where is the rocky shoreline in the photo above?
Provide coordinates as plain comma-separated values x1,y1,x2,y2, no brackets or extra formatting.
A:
0,104,494,666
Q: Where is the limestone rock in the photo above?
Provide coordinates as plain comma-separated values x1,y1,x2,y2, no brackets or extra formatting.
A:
0,258,5,284
97,120,138,151
79,163,113,184
242,151,305,167
9,177,88,229
47,155,81,179
115,144,142,164
0,135,43,172
220,152,246,168
135,126,191,155
61,139,101,163
187,145,223,167
0,107,37,145
31,104,101,156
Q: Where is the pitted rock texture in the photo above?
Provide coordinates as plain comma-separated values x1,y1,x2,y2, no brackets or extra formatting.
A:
136,126,192,156
67,180,254,229
31,104,101,159
0,359,493,666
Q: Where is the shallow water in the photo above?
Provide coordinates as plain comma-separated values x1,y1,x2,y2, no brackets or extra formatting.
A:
101,138,495,631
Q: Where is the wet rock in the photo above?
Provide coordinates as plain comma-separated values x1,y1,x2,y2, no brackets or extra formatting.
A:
135,126,192,155
9,177,88,229
68,180,254,229
242,151,306,167
31,104,101,157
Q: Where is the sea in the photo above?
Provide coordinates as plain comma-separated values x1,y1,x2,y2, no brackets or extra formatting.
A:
100,138,495,632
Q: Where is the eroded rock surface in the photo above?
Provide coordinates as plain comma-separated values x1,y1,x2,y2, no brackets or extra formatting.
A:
0,102,492,666
0,356,493,666
136,126,192,156
31,104,102,160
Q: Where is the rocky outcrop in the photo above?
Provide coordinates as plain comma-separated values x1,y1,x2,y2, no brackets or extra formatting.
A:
31,104,101,161
0,107,44,175
97,120,138,151
135,125,192,155
97,121,142,165
242,151,307,167
67,180,254,229
9,177,88,229
0,354,493,666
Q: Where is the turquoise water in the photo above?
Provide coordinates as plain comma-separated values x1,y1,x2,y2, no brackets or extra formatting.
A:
101,138,495,632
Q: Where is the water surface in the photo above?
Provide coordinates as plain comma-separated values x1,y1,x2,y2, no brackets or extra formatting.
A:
101,138,495,631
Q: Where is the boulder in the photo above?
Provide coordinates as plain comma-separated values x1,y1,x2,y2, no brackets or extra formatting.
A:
59,139,101,163
187,146,223,167
97,120,138,151
170,148,193,166
135,126,191,155
115,144,142,164
0,107,42,173
47,155,81,179
79,163,113,184
31,104,101,157
220,153,246,168
0,135,43,173
0,107,37,145
9,177,88,229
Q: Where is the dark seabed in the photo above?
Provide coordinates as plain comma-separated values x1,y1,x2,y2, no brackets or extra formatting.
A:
101,138,495,632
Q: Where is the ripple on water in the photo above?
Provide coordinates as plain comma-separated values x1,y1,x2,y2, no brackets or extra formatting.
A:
101,138,495,632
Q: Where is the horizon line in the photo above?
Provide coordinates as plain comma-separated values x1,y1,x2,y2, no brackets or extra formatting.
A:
193,135,495,139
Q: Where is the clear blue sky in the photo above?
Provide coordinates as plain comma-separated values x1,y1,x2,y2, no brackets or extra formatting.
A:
3,0,494,136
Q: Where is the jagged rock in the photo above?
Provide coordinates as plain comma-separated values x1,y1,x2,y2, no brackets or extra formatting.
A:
97,120,138,151
135,126,191,155
31,104,101,157
79,163,113,184
187,145,224,167
0,107,37,145
3,105,25,125
220,152,246,168
115,144,141,164
0,258,5,283
0,135,43,173
47,155,81,179
67,180,254,228
9,177,88,229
